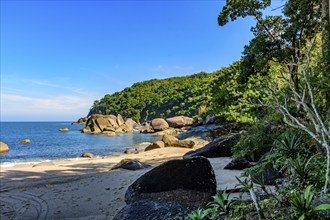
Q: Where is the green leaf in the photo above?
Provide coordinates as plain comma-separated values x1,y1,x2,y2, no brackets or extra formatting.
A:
298,213,305,220
314,204,330,211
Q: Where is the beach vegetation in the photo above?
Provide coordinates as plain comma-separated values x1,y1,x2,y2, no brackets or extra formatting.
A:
188,0,330,219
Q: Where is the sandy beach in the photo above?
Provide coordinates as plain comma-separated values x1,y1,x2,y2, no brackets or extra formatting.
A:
0,145,242,220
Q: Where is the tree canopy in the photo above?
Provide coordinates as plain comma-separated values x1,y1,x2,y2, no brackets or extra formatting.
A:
88,72,218,122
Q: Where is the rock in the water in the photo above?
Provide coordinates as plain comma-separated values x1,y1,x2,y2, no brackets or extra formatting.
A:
117,114,125,126
224,158,252,170
145,141,165,151
162,135,195,148
19,139,31,144
82,114,126,134
59,127,69,132
183,134,239,159
0,142,9,154
124,148,133,154
125,156,216,206
113,200,194,220
111,159,151,171
151,118,169,131
166,116,193,128
81,152,94,158
82,115,107,133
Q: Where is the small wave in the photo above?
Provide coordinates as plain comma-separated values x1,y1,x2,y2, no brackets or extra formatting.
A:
0,162,16,168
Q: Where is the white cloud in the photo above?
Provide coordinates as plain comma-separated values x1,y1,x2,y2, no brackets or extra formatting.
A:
27,79,92,97
0,93,94,121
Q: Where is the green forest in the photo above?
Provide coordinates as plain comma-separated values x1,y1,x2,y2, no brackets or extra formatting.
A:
88,72,219,122
90,0,330,219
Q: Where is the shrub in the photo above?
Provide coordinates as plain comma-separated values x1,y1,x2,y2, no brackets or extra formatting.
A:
290,185,330,220
232,121,281,162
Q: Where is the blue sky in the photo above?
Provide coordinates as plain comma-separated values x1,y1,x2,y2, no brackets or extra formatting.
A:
1,0,279,121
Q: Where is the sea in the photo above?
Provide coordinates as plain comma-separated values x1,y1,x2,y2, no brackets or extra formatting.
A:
0,122,160,166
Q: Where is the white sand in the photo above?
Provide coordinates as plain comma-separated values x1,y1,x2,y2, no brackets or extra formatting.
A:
0,146,242,220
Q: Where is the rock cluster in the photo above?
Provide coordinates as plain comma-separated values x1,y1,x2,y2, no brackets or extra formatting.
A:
145,135,195,152
150,116,193,131
81,114,138,135
72,117,88,124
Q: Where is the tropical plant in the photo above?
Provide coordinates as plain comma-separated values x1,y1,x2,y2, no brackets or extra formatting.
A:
289,155,317,189
290,185,330,220
275,132,302,159
209,190,235,216
188,190,236,220
188,208,210,220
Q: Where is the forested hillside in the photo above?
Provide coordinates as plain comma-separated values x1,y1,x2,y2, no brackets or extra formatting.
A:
88,72,219,122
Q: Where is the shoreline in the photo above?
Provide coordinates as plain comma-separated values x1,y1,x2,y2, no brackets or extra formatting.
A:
0,136,242,219
0,153,127,168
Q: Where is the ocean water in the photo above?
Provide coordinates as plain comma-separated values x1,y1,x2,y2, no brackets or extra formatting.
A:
0,122,159,164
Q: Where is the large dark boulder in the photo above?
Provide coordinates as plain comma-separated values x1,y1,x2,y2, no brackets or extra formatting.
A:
125,156,216,207
111,159,151,171
183,134,240,159
113,200,194,220
224,158,252,170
